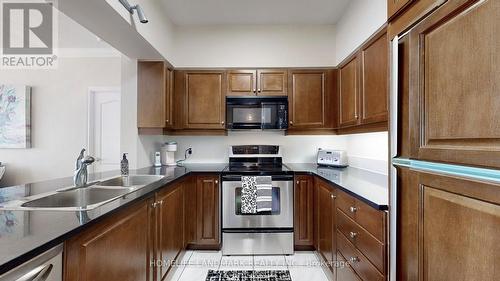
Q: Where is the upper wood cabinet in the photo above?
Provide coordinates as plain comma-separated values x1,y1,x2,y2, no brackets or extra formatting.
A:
294,175,315,249
227,69,288,96
227,70,256,96
64,198,155,281
339,56,360,128
360,31,388,125
137,61,173,129
175,70,226,130
397,167,500,281
408,0,500,168
288,69,337,131
388,0,416,20
257,69,288,96
338,27,389,132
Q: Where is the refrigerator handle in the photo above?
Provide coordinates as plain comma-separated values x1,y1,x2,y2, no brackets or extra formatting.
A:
389,35,399,281
390,35,399,159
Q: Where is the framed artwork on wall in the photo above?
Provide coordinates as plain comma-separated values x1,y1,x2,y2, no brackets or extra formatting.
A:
0,85,31,148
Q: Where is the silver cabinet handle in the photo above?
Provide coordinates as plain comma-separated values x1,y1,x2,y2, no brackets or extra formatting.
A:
160,200,164,205
349,206,357,213
221,121,225,125
215,180,219,184
257,89,261,93
152,202,157,208
349,257,360,263
349,231,357,239
296,181,299,184
331,194,335,199
289,121,293,125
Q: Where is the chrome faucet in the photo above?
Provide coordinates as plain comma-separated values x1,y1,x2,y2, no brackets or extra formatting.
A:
74,149,95,187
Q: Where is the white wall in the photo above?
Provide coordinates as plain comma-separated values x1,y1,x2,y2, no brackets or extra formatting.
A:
0,57,121,186
335,0,387,64
144,132,349,164
173,25,336,67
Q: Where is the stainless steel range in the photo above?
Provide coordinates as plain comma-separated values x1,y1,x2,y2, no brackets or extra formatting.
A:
221,145,294,255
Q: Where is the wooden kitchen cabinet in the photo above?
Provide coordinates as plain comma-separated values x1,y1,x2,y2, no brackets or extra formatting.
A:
137,61,173,132
339,57,360,128
227,69,287,96
294,175,315,249
408,0,500,169
155,182,184,280
196,175,220,247
227,70,257,96
338,26,389,134
174,70,226,131
397,167,500,281
360,29,388,125
316,178,336,273
257,69,288,96
288,69,338,133
64,198,155,281
388,0,416,20
185,174,221,249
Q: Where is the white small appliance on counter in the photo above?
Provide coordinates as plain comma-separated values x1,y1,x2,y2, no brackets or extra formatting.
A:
160,142,177,166
317,148,348,168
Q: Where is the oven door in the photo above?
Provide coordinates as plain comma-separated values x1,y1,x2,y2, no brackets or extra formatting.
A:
222,176,293,229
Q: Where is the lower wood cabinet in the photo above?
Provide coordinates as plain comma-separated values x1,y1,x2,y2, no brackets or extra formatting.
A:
397,167,500,281
64,198,155,281
155,181,184,280
295,174,388,281
185,174,221,249
315,178,336,274
294,175,315,249
64,174,221,281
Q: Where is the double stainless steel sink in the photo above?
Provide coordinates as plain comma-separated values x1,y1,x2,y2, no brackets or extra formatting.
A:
2,175,165,211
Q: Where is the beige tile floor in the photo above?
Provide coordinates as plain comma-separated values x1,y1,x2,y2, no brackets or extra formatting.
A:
167,251,329,281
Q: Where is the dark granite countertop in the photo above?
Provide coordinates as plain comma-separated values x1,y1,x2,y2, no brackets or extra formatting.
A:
0,162,387,274
286,163,388,210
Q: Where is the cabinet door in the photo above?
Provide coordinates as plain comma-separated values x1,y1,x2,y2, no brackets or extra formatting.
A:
360,30,388,125
388,0,416,20
196,175,220,247
156,183,184,280
165,68,174,128
227,70,256,96
257,69,288,96
288,69,336,129
138,61,169,128
409,0,500,168
64,199,154,281
316,179,335,272
294,175,314,248
339,56,360,128
398,167,500,281
184,71,226,129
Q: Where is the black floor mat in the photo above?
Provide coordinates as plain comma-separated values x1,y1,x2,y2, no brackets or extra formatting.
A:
205,270,292,281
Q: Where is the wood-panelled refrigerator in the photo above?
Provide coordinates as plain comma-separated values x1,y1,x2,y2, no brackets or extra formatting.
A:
389,1,500,280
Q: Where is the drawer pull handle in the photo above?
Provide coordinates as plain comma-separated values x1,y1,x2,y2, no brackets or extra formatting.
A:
349,231,357,239
349,257,360,263
349,206,357,213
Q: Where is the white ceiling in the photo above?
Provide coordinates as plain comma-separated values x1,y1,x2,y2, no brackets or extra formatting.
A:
161,0,351,25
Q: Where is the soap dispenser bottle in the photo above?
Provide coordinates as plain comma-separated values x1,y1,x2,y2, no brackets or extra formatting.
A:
121,153,129,176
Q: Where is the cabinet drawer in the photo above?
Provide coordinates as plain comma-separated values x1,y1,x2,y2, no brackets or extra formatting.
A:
337,231,384,281
336,189,385,241
337,209,385,273
337,251,362,281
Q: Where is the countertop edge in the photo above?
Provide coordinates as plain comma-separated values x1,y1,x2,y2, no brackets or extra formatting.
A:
0,165,388,274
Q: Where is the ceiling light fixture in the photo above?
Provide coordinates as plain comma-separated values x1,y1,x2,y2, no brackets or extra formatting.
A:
119,0,148,24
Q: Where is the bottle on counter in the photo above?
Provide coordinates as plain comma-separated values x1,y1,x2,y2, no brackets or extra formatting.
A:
121,153,129,176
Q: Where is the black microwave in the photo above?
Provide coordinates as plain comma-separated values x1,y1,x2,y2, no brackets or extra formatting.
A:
226,97,288,130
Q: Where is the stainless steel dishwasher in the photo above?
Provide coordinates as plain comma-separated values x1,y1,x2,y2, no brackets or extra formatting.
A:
0,245,63,281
